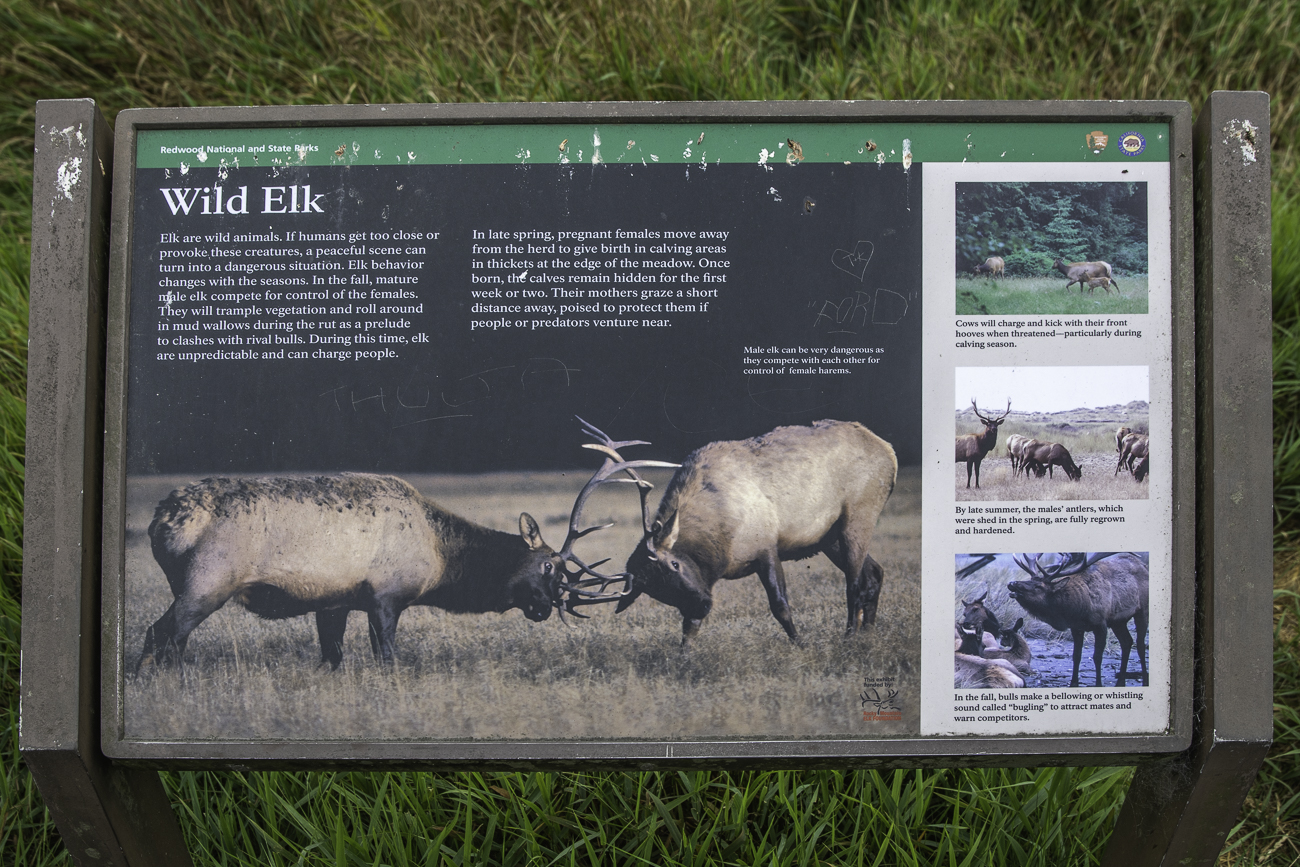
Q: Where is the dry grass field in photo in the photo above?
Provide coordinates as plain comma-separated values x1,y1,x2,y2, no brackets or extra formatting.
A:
120,467,921,742
955,404,1149,501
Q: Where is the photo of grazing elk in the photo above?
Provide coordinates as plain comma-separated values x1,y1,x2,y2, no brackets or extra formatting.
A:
954,552,1150,689
955,399,1009,488
1115,428,1150,479
954,181,1149,316
136,421,678,671
1019,439,1083,481
955,366,1150,501
617,419,899,646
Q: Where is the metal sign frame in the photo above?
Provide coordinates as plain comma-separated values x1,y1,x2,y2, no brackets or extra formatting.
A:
19,95,1271,867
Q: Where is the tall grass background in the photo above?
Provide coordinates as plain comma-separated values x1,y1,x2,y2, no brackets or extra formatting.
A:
0,0,1297,863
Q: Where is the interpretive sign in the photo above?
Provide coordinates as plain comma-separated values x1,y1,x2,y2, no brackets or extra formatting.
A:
94,103,1191,763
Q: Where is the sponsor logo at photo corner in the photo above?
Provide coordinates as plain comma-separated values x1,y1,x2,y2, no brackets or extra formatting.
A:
1118,132,1147,156
1085,130,1109,153
860,678,903,722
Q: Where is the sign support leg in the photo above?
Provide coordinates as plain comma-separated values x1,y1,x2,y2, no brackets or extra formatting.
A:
1101,90,1273,867
20,98,192,867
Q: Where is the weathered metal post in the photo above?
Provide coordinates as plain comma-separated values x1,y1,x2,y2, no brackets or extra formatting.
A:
20,98,191,867
1101,90,1273,867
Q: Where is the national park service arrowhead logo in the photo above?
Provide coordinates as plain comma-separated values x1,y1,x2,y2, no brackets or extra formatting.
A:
1085,131,1109,153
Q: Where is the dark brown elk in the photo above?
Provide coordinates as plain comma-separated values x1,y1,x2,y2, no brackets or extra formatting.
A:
1115,432,1149,477
1132,454,1149,482
1021,440,1082,481
1114,426,1134,453
616,420,897,645
140,420,676,670
982,616,1035,677
1007,552,1148,687
972,256,1005,278
1053,258,1120,293
955,399,1010,488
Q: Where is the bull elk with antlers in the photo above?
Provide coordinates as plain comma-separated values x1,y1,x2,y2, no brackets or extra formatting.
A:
614,420,897,645
1008,552,1148,687
139,419,676,670
956,399,1010,488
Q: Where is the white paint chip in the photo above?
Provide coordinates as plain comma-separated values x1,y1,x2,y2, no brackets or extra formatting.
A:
55,156,82,201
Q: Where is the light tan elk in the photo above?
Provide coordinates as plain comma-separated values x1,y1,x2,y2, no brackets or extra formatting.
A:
1006,433,1029,474
956,399,1010,488
1021,440,1082,481
1116,432,1149,477
616,420,897,645
1085,275,1115,295
1008,552,1149,687
140,419,676,670
954,646,1025,689
973,256,1005,278
1053,258,1120,293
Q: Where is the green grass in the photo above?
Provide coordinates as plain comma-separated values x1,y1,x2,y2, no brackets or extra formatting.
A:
1,0,1298,864
956,276,1149,317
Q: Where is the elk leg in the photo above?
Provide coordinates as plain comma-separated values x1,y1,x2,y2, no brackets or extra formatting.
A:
1111,618,1135,687
316,609,349,670
757,554,801,645
1134,608,1150,687
1091,627,1107,687
965,459,974,488
367,602,403,665
1070,628,1086,687
142,590,228,668
973,458,982,488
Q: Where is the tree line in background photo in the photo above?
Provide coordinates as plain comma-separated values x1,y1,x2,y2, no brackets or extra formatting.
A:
1,0,1297,864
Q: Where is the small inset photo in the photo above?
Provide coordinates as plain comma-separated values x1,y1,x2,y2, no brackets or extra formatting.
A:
955,366,1150,501
954,552,1150,690
955,182,1148,316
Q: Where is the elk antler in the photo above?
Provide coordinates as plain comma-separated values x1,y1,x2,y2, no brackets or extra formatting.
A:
972,398,1011,425
553,416,681,618
1012,552,1120,582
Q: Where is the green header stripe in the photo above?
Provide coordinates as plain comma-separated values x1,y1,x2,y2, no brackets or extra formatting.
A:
138,122,1169,169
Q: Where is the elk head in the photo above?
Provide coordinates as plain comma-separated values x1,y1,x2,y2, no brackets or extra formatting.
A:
1006,552,1118,604
972,398,1010,441
511,416,680,624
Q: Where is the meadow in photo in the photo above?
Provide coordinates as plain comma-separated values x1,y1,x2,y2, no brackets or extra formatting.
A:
955,365,1150,501
123,466,922,741
956,182,1149,316
955,552,1150,690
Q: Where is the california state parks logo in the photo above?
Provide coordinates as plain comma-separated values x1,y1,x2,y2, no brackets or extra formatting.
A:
1118,132,1147,156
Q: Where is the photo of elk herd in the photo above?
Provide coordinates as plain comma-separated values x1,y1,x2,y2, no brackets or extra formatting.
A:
954,366,1151,501
954,552,1150,690
954,181,1149,317
122,419,923,742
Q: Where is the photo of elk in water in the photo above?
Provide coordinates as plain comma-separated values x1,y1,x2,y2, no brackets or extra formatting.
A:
955,365,1151,501
954,552,1150,689
954,181,1149,316
123,418,922,742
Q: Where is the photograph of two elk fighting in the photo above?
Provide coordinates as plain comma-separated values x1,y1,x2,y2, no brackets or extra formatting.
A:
118,157,925,741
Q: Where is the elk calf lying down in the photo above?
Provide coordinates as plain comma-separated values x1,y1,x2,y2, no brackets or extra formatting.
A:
1053,258,1120,293
955,649,1025,689
982,617,1035,677
618,419,897,645
1008,552,1148,687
